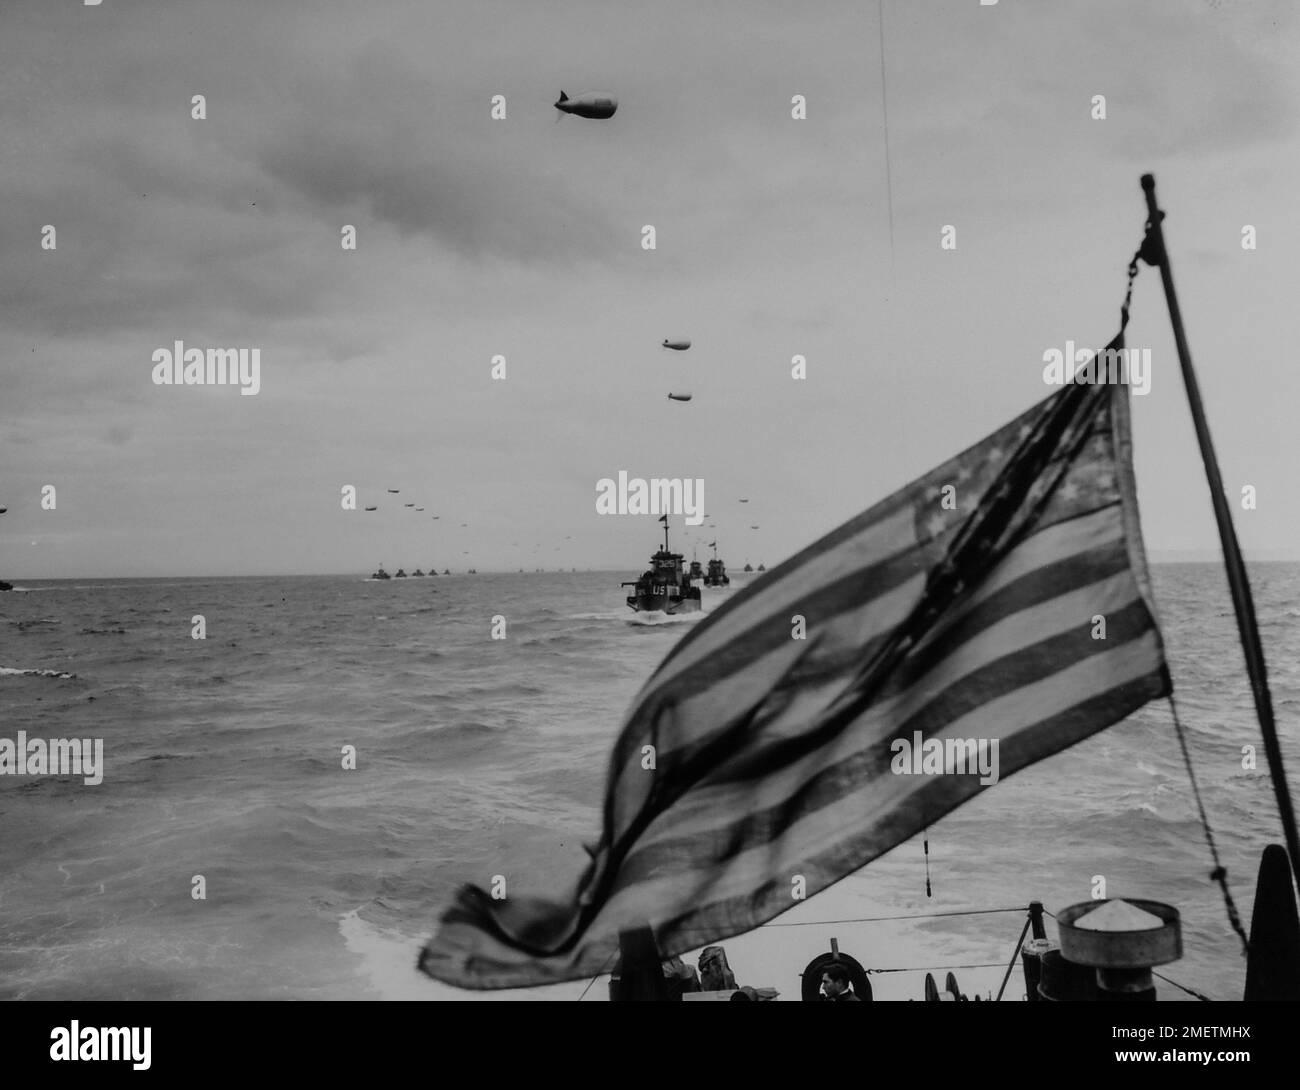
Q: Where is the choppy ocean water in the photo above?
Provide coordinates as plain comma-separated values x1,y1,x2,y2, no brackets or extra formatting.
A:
2,564,1298,1001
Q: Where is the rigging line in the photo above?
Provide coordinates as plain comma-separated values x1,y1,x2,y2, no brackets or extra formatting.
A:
1153,969,1214,1002
995,913,1033,1002
576,948,619,1001
1167,692,1250,956
875,0,911,490
865,961,1004,974
758,906,1028,927
876,0,896,288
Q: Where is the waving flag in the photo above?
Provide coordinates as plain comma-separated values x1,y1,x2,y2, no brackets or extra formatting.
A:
419,337,1170,988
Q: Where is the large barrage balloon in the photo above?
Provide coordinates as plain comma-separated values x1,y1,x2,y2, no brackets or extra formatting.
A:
554,90,617,119
662,338,691,350
667,391,693,402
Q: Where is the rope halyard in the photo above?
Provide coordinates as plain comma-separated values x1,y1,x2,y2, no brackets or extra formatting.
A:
1118,237,1144,335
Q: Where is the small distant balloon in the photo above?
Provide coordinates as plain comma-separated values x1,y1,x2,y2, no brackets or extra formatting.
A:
662,339,691,351
554,90,617,119
667,391,693,402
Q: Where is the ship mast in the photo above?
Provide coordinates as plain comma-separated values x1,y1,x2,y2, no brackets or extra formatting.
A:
1142,173,1300,901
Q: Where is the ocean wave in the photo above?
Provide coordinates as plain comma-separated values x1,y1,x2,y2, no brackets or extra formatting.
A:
625,612,705,627
337,909,584,1001
0,666,77,679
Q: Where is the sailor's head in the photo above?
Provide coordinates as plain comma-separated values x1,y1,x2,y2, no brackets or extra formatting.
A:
821,965,850,997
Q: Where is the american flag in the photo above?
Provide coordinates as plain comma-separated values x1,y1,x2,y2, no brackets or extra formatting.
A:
419,337,1170,988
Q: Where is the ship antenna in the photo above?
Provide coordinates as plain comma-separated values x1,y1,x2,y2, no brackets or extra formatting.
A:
1143,173,1300,906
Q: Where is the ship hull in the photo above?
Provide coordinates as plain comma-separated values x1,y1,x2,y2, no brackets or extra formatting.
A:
627,591,701,614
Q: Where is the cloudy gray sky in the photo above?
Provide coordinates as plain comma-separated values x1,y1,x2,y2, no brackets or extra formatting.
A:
2,0,1297,578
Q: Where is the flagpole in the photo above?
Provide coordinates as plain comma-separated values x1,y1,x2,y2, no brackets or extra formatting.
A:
1140,173,1300,902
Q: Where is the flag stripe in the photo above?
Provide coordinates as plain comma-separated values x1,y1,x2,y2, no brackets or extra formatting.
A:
596,635,1167,929
647,505,922,692
625,475,1122,734
618,594,1162,881
644,669,1169,952
623,564,1149,849
610,506,1130,801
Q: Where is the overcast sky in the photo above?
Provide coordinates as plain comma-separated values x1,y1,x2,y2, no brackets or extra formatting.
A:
2,0,1298,578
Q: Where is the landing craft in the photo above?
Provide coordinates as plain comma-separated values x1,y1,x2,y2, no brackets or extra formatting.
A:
554,90,617,119
667,392,692,402
662,339,691,351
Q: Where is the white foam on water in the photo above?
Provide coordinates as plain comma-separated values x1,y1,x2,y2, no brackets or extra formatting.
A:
337,909,591,1001
0,666,76,678
625,610,707,627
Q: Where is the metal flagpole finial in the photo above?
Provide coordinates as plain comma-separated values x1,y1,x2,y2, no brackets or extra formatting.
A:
1138,174,1166,266
1118,173,1168,334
